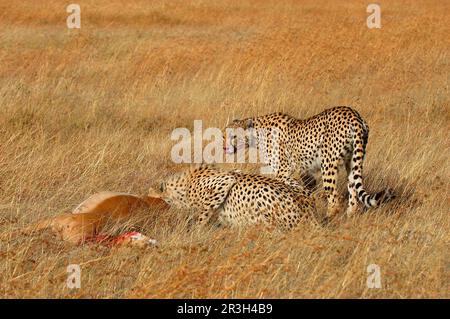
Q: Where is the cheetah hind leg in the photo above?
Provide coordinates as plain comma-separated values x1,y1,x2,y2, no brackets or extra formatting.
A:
345,157,359,217
321,160,341,218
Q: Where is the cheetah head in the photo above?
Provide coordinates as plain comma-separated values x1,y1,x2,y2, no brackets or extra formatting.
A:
223,117,258,154
148,171,190,208
148,165,237,211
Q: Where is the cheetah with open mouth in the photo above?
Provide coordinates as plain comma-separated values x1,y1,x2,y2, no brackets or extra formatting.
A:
223,106,395,217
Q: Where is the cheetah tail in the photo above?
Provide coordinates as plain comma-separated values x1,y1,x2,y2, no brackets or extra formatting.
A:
350,127,395,208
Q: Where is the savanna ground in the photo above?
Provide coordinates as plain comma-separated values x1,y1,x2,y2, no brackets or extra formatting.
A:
0,0,449,298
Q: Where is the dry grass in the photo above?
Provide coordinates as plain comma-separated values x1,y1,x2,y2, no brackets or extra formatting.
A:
0,0,449,298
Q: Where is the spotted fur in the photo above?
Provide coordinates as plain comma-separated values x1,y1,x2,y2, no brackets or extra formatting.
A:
224,106,394,217
150,166,319,230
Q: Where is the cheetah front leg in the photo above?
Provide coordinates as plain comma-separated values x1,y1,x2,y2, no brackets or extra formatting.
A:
321,158,340,218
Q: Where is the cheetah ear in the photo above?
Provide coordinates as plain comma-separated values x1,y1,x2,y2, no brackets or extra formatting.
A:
245,118,254,129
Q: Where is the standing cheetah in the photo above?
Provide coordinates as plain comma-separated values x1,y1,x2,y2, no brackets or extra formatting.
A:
223,106,394,217
148,165,319,230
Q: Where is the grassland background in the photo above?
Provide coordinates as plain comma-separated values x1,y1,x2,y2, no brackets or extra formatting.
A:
0,0,449,298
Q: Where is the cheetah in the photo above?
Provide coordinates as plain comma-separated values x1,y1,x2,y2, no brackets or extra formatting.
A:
148,165,320,230
223,106,394,217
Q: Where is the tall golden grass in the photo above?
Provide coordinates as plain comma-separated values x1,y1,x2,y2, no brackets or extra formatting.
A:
0,0,448,298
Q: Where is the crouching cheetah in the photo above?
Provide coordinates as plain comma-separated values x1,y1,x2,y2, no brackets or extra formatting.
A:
223,106,395,217
148,165,320,230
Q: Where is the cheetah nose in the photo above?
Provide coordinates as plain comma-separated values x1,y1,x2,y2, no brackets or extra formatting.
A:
159,182,165,192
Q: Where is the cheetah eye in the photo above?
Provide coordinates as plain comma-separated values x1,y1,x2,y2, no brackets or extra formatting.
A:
160,182,166,192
